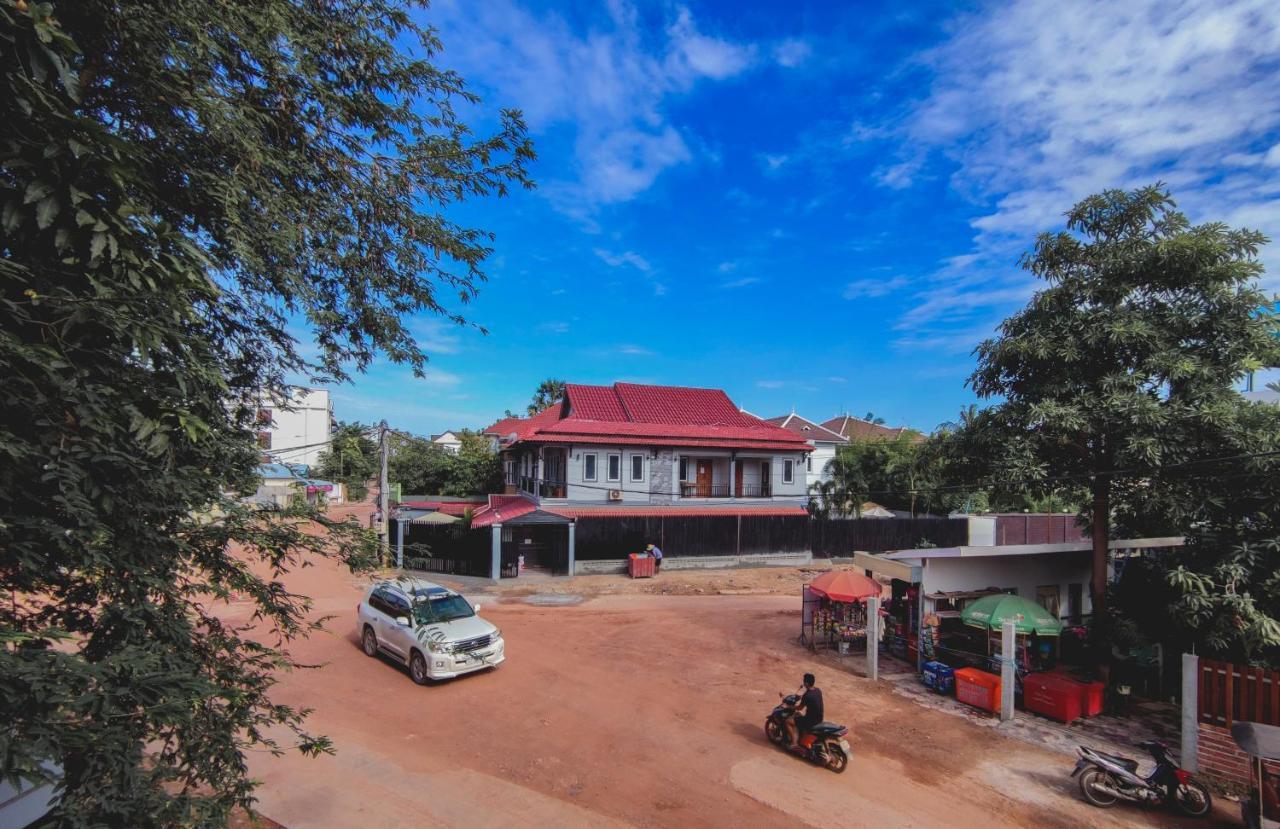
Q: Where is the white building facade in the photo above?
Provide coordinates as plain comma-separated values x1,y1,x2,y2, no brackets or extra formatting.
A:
255,387,334,469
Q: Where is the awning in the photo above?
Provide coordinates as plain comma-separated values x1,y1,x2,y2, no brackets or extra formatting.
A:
852,551,919,583
407,511,460,525
808,571,880,602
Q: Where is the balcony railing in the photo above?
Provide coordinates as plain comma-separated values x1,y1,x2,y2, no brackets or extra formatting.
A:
679,483,772,498
518,476,567,499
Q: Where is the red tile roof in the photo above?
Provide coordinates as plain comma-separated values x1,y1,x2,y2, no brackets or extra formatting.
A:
821,415,924,443
766,413,849,443
400,500,482,517
482,416,526,437
469,494,540,528
493,383,810,452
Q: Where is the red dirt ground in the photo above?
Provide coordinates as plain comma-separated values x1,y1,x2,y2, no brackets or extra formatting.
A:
218,511,1238,828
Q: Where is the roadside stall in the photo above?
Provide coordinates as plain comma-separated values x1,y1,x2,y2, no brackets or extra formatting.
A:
959,593,1063,669
800,571,880,653
1233,721,1280,829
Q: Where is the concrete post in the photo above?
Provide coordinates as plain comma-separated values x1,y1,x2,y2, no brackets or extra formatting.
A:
1000,619,1016,722
866,596,880,681
567,521,576,577
395,517,405,569
490,524,503,582
1182,652,1200,772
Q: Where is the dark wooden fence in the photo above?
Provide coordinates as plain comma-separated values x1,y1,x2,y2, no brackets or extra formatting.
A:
400,523,492,578
574,515,967,561
1199,657,1280,727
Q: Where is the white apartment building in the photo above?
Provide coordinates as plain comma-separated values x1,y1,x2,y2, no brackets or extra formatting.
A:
255,387,334,469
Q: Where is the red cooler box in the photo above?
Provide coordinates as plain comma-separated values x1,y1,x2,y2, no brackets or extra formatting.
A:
1071,678,1105,717
628,554,655,578
1023,673,1082,723
954,668,1001,713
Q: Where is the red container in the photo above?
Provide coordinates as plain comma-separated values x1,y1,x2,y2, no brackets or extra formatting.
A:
954,668,1001,713
1072,679,1105,717
1023,673,1083,723
627,554,655,578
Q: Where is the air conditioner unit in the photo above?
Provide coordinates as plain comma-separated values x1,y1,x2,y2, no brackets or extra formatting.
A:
608,489,623,501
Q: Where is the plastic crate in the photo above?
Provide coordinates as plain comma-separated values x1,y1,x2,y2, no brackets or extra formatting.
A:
1023,673,1083,723
921,661,955,695
954,667,1001,713
628,554,655,578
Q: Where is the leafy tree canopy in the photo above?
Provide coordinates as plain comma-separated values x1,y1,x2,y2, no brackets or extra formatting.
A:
0,1,531,825
315,422,379,501
961,184,1280,622
527,378,567,415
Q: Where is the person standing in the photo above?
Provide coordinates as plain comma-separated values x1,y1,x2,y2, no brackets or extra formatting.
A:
646,543,663,573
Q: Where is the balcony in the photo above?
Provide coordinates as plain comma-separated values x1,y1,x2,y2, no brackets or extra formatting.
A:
679,482,772,498
519,475,567,499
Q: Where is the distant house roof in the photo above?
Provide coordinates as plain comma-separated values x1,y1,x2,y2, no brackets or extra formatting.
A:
482,383,811,452
821,414,923,443
431,431,462,442
765,413,849,443
399,500,481,517
256,463,298,480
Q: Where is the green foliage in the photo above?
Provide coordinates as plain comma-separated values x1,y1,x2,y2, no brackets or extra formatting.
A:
315,422,378,501
812,434,946,517
527,378,567,415
958,183,1280,631
0,1,531,826
390,430,502,496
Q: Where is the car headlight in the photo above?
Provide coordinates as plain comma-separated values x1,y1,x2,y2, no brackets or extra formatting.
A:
492,628,501,639
425,640,448,654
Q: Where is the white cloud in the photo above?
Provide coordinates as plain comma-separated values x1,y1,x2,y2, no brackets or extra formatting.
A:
431,1,757,209
773,38,812,68
538,321,570,334
721,276,762,289
717,261,737,273
759,152,790,173
880,0,1280,346
828,376,848,383
756,380,787,389
616,344,653,356
594,247,652,271
842,275,911,300
405,317,465,354
653,281,668,297
666,7,756,79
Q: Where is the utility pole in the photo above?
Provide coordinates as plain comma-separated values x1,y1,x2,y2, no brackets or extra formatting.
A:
378,420,389,565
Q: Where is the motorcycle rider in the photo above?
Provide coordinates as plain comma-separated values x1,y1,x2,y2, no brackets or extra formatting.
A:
785,673,824,749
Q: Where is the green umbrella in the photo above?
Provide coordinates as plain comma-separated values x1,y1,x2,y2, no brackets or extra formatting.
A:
960,593,1063,636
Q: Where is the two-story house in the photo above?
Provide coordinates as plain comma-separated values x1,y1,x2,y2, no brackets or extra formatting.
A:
484,382,811,505
469,383,812,577
765,413,849,492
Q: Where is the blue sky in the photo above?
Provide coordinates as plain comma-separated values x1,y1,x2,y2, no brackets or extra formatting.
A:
322,0,1280,435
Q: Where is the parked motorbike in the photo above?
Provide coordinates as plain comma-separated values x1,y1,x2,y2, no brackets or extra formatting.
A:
1072,740,1212,818
764,693,851,773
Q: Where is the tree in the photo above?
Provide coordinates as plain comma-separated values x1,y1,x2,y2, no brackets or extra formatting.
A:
445,432,504,496
966,185,1280,622
527,378,567,415
1,2,532,826
862,411,886,425
316,422,378,500
388,432,456,494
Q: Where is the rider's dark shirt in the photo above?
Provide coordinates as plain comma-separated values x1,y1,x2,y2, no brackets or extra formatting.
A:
800,688,824,723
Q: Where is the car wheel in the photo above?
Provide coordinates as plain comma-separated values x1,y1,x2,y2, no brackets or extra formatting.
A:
410,650,431,685
361,626,378,657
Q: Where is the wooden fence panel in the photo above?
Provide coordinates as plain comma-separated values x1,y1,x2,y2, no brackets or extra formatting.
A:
1199,658,1280,727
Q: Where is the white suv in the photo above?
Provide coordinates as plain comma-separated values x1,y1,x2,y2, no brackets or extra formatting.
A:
357,578,505,684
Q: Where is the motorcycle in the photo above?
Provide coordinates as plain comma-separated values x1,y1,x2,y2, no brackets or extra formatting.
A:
1072,740,1212,818
764,693,851,773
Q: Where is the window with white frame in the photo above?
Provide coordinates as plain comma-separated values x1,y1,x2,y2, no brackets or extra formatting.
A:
504,460,516,484
630,453,644,482
783,459,794,484
583,453,598,482
607,453,621,482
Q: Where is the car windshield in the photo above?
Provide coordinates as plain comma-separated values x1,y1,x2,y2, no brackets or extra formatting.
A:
412,593,475,624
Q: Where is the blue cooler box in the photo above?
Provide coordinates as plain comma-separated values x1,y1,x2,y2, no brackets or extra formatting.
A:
921,660,955,694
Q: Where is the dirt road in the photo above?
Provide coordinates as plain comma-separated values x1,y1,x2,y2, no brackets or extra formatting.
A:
222,541,1237,828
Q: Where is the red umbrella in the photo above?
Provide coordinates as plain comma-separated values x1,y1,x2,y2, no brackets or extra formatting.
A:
808,570,880,602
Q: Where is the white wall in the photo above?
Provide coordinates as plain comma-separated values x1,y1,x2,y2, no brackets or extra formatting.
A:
432,432,463,454
921,550,1093,620
564,445,651,502
805,440,838,490
258,388,332,468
